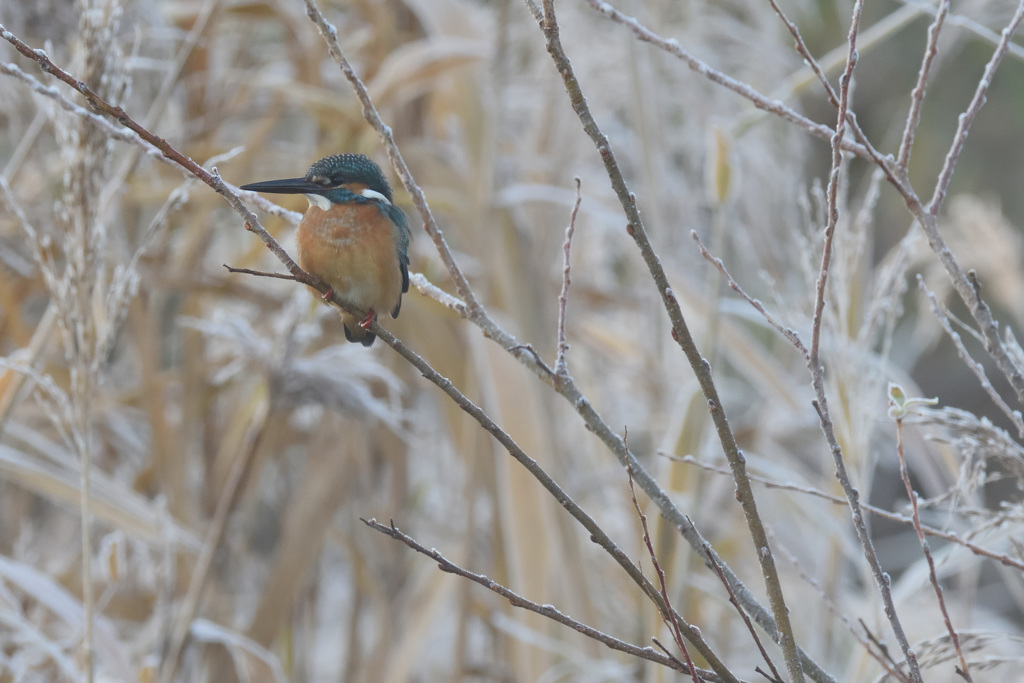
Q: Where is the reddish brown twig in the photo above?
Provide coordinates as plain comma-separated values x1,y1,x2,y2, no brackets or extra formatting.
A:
890,389,972,681
702,537,782,682
625,460,702,683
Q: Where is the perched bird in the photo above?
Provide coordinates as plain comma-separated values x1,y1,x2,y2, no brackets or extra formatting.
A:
241,154,410,347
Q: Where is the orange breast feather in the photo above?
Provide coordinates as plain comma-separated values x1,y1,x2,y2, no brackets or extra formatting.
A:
296,204,403,316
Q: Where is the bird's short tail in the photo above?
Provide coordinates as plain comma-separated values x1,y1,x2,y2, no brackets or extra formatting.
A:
342,313,376,347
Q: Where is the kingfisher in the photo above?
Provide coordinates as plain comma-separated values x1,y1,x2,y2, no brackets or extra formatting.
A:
241,154,410,347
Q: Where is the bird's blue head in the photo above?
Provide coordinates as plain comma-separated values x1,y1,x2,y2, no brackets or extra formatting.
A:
241,153,395,208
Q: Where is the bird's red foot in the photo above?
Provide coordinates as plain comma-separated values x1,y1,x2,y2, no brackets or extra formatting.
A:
359,309,377,330
321,287,334,302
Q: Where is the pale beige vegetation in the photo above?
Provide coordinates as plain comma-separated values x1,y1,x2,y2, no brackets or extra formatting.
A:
1,0,1024,681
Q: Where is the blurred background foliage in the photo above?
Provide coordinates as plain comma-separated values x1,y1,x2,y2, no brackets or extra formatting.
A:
1,0,1023,680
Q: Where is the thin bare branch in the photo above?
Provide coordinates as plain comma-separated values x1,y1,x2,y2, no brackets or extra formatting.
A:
767,0,836,105
860,619,912,680
625,463,700,683
810,0,859,365
800,1,923,677
362,518,727,680
919,277,1024,438
901,433,973,678
771,539,911,683
555,178,582,377
585,0,870,161
651,638,689,674
897,0,951,170
927,0,1024,215
222,266,299,282
361,320,740,683
691,231,807,357
702,538,783,683
535,2,807,679
671,454,1024,571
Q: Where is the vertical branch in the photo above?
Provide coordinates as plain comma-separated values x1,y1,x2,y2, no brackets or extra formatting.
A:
889,388,972,682
927,0,1024,214
625,463,700,683
555,178,582,377
809,0,858,363
535,1,806,680
765,0,905,193
897,0,951,171
807,2,924,681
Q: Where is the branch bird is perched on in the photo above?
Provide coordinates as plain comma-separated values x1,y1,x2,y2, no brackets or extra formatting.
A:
241,154,410,346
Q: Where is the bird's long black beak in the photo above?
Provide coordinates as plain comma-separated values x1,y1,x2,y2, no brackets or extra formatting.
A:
240,177,322,194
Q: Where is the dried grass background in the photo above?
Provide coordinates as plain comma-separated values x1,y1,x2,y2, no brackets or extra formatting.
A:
1,0,1024,681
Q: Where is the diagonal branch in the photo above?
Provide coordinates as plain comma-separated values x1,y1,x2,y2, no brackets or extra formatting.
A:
362,518,729,681
362,321,740,683
919,277,1024,438
582,1,1024,410
295,6,835,681
0,23,299,286
704,539,783,683
585,0,870,161
0,24,743,680
692,231,807,357
536,1,806,680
